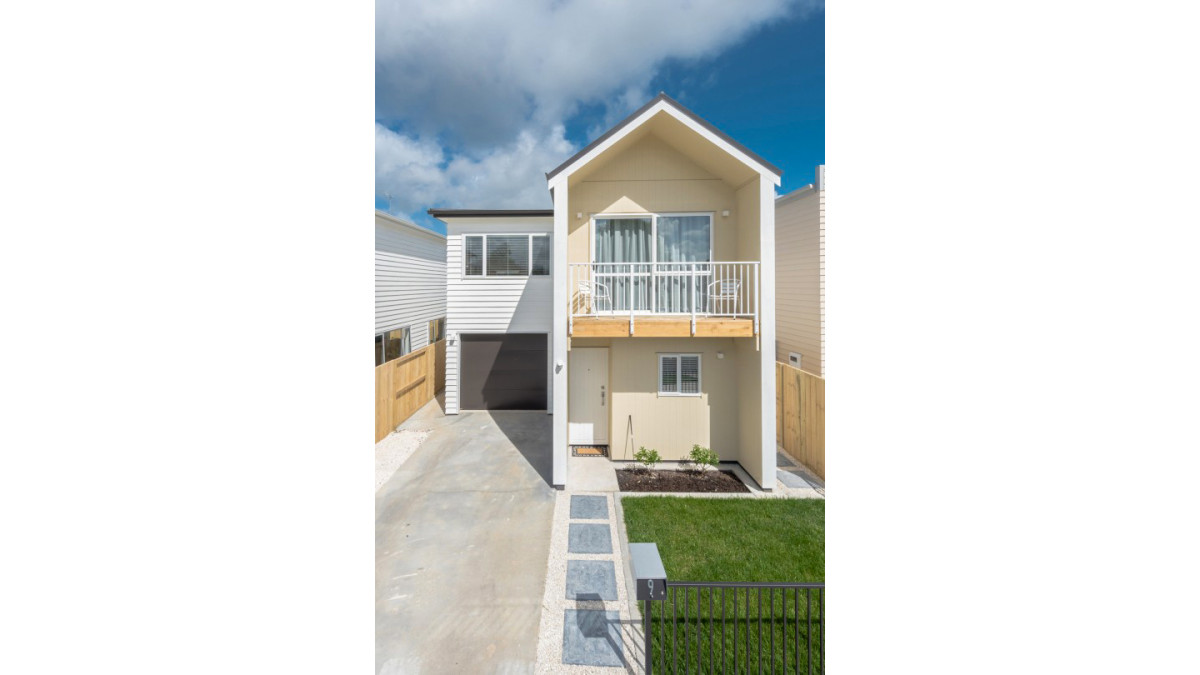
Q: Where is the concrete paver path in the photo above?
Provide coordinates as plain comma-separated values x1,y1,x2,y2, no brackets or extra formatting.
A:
376,400,555,675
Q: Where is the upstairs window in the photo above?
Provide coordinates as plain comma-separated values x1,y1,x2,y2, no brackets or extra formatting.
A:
464,236,483,275
531,235,550,275
659,354,701,396
463,234,550,277
486,235,529,275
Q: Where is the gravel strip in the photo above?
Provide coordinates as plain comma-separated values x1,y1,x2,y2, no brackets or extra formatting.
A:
534,491,644,674
374,429,429,492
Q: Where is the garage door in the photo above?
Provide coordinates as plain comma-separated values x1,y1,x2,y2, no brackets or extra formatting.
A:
460,334,547,410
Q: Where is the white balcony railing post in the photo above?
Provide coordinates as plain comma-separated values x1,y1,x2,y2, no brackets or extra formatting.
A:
753,262,759,335
628,264,634,335
690,263,696,335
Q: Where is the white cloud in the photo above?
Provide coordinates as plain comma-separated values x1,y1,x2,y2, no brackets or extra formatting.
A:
376,123,573,213
375,0,818,214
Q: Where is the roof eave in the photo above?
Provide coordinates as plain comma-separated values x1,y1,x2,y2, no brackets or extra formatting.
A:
426,208,554,219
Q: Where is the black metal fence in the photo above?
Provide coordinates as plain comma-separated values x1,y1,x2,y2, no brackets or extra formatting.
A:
642,581,824,674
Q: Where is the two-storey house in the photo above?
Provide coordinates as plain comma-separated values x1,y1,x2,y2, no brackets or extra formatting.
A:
432,93,780,491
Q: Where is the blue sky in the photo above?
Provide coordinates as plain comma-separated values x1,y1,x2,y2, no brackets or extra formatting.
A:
376,1,824,235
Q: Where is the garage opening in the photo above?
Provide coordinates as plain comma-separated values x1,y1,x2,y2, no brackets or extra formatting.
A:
459,333,548,410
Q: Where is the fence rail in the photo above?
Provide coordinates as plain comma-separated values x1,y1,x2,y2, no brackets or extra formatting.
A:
643,581,824,674
775,362,825,480
374,339,445,442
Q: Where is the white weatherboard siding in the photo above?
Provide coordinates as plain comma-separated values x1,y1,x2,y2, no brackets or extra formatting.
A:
774,184,825,376
444,217,555,415
375,212,447,351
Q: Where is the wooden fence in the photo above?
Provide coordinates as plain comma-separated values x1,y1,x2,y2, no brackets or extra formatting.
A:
776,362,825,480
375,339,446,442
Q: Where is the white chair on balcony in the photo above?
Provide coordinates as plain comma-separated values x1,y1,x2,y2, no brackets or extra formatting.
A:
706,278,741,315
578,279,611,314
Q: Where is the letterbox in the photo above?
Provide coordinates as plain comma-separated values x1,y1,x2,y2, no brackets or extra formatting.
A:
629,542,667,601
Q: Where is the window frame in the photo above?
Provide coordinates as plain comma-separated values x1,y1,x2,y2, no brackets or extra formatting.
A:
376,326,412,366
462,233,551,278
590,212,714,265
429,317,446,343
658,353,702,397
463,235,484,276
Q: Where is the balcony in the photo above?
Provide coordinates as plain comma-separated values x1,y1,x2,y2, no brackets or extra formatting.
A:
568,262,759,338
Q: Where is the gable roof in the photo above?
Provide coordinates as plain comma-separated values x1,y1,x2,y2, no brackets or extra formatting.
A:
545,92,783,182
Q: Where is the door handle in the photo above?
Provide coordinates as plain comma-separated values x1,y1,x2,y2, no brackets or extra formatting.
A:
601,385,605,406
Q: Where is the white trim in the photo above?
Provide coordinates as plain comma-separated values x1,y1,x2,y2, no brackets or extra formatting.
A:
546,100,782,187
551,180,569,486
757,175,778,487
657,353,702,397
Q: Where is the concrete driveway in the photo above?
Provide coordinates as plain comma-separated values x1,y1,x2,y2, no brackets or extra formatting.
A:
376,399,555,675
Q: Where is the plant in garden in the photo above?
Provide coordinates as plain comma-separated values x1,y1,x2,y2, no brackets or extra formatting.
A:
633,446,661,475
689,444,720,473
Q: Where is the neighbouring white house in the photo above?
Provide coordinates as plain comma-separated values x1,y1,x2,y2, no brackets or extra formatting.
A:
774,165,825,376
375,210,447,366
431,93,780,490
430,210,554,413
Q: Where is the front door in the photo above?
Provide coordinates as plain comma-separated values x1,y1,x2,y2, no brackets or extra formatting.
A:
568,348,608,445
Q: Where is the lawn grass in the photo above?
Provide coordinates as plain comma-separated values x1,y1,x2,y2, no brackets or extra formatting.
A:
622,497,824,674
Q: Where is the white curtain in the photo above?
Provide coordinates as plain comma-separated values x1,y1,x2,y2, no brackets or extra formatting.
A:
655,215,711,312
656,215,710,262
595,218,651,311
594,215,712,313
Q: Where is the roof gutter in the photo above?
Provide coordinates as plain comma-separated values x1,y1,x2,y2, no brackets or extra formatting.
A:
427,208,554,219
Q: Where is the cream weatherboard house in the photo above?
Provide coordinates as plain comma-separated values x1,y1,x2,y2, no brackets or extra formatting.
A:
774,165,825,376
431,93,780,490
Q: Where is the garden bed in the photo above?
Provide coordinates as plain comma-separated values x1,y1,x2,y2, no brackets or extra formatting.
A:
616,469,750,493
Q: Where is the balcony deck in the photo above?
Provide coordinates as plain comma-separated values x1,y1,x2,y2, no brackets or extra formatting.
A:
569,261,760,339
569,315,755,338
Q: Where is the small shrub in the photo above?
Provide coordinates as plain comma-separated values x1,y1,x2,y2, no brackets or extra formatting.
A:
633,446,661,474
689,444,720,473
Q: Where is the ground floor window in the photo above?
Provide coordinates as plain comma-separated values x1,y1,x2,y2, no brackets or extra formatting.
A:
658,353,701,395
375,326,411,366
429,317,446,342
